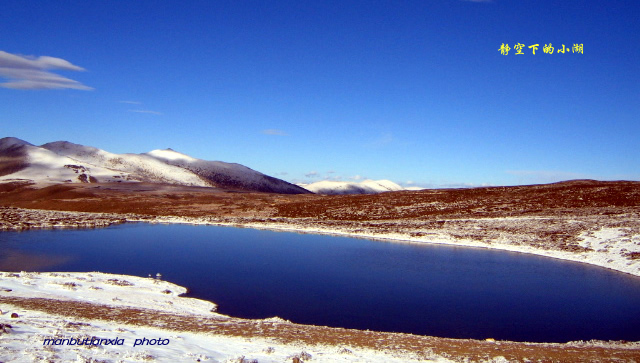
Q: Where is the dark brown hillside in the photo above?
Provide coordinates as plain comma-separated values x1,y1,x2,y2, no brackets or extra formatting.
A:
0,141,29,177
0,180,638,221
2,180,639,257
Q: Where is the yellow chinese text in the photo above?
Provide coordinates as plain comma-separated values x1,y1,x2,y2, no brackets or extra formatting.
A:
499,43,511,55
514,43,525,54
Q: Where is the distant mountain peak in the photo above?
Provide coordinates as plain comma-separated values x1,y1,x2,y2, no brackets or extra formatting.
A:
0,137,33,151
300,179,404,195
41,140,102,154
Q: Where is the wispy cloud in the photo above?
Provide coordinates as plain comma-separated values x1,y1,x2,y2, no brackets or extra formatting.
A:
366,133,395,148
305,171,318,178
121,100,161,115
0,50,92,90
262,129,289,136
129,109,163,115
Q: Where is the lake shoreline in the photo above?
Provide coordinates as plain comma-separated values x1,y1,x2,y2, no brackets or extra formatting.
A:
2,205,639,278
2,204,640,360
145,214,640,278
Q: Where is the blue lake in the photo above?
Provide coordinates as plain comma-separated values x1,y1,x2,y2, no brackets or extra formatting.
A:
1,223,639,343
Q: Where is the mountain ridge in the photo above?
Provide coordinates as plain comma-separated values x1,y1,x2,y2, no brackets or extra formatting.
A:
0,137,310,194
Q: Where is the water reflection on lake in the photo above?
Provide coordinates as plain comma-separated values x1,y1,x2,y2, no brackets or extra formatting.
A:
1,223,639,343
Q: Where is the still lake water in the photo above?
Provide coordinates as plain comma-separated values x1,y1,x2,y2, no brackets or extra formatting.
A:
1,223,639,343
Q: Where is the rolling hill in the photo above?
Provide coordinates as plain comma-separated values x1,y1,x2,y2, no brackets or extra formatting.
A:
0,137,309,194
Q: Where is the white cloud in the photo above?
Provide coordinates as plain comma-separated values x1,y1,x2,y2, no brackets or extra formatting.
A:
119,100,142,105
129,109,163,115
305,171,318,178
0,50,92,90
350,175,364,181
262,129,289,136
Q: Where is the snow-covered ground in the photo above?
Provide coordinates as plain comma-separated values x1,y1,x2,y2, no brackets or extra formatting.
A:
0,271,217,317
0,271,453,362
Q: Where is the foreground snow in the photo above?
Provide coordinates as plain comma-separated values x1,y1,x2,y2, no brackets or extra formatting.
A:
0,271,452,362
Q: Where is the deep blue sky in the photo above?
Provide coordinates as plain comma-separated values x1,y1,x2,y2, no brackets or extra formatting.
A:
1,0,638,187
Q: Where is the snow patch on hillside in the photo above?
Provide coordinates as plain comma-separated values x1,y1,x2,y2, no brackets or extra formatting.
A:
577,227,640,267
41,141,210,187
0,142,132,185
146,148,198,162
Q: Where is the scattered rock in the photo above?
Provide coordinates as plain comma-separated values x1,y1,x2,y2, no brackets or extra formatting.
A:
338,347,353,354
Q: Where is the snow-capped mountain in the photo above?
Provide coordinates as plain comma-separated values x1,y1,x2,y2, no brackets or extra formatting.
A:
145,148,307,194
0,137,135,184
0,137,309,194
299,179,404,195
40,141,210,187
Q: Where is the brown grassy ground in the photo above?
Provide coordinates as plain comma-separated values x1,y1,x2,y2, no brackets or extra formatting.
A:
2,180,639,254
1,179,638,218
